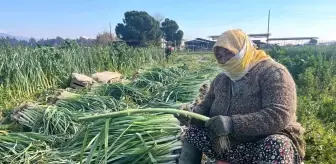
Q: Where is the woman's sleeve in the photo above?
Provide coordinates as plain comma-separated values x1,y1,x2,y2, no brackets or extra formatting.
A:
230,68,296,138
192,80,216,117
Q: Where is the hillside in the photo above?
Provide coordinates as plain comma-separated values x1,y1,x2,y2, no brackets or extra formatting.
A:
0,33,29,41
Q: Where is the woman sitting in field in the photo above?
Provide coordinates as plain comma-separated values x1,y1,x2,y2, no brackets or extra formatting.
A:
175,29,305,164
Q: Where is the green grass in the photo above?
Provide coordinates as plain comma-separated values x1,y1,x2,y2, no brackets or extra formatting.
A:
269,45,336,164
0,43,165,109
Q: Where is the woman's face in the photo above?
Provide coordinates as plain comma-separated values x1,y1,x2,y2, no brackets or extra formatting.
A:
214,47,235,64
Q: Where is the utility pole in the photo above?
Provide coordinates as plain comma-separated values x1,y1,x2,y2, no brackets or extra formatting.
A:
267,10,271,45
109,22,112,42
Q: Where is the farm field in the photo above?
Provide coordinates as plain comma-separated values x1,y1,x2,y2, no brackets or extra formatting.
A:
0,43,336,164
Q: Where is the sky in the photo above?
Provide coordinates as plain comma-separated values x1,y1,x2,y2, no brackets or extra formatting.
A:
1,0,336,41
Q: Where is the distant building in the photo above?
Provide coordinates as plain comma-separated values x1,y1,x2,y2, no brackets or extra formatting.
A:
318,40,336,46
208,33,270,48
267,37,319,46
185,38,215,51
208,33,270,41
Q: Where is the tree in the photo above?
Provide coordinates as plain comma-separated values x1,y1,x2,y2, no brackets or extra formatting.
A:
175,30,184,47
115,10,162,46
153,13,165,22
161,18,184,47
55,36,64,45
29,38,37,47
96,31,115,45
2,36,98,47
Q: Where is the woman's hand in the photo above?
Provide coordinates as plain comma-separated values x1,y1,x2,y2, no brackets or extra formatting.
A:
205,115,233,140
174,103,193,126
174,103,206,127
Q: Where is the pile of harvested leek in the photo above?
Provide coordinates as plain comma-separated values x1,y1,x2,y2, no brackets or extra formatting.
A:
1,105,210,163
0,65,220,163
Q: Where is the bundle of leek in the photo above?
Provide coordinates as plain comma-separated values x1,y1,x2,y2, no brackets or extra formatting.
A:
75,108,230,164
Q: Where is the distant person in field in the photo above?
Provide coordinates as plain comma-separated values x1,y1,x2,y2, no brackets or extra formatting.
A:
165,46,174,61
175,29,305,164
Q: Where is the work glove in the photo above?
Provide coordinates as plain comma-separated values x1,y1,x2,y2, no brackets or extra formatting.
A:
205,115,233,154
205,115,233,139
